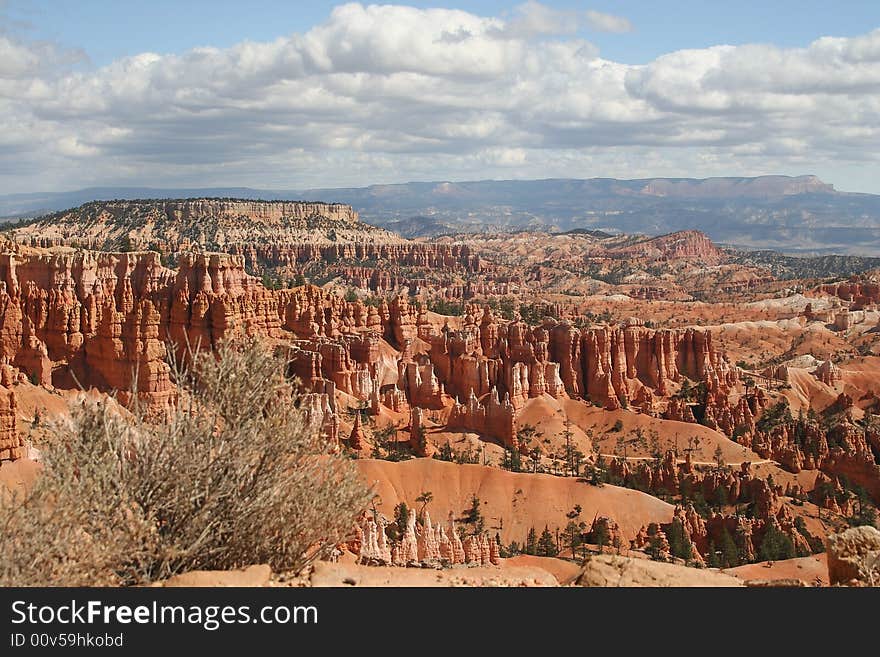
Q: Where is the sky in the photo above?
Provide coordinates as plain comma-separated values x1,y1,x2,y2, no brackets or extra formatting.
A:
2,1,880,194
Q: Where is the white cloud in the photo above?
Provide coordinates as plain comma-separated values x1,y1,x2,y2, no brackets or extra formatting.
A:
500,1,579,37
0,3,878,194
0,35,85,79
585,10,633,34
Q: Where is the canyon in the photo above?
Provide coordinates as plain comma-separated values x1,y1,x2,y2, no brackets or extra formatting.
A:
1,198,878,586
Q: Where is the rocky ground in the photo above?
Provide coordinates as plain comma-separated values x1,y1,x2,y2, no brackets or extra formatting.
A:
147,526,880,587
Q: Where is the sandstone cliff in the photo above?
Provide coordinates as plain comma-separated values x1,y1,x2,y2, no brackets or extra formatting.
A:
13,199,480,279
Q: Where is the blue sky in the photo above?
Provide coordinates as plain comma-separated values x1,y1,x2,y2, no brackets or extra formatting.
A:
2,1,880,193
9,1,880,66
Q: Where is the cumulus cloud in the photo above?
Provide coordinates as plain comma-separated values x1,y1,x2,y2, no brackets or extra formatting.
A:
0,35,85,79
0,3,878,193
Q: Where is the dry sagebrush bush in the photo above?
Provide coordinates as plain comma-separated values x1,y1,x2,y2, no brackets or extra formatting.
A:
0,337,371,586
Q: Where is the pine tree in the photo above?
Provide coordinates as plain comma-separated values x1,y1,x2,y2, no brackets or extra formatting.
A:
537,526,558,557
502,447,522,472
713,485,728,509
465,495,484,535
648,533,665,561
667,518,694,561
758,524,795,562
563,521,584,558
415,491,433,521
707,541,720,568
438,441,454,462
850,486,879,528
719,526,739,568
525,527,538,555
391,502,409,541
591,521,609,552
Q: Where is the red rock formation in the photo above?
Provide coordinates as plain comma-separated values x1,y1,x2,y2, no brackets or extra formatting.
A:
399,357,448,409
623,453,819,563
814,360,842,386
814,276,880,310
605,230,725,265
833,309,852,331
357,512,392,565
17,200,483,282
416,511,441,563
664,398,696,423
673,505,708,564
589,515,624,551
0,246,416,424
408,407,431,457
347,413,365,451
14,318,51,386
744,415,880,502
560,322,736,409
0,250,181,414
374,310,740,445
0,364,20,461
302,387,339,452
447,389,516,447
376,383,408,415
633,523,671,560
702,391,758,436
386,296,418,348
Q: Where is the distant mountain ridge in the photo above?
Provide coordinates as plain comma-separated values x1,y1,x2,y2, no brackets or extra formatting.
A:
3,175,879,255
635,175,834,198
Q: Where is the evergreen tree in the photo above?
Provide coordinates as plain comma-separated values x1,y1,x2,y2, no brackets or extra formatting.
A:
390,502,409,541
415,491,433,521
719,526,740,568
591,521,609,552
707,541,720,568
561,508,584,557
758,524,796,562
501,446,522,472
537,526,558,557
648,533,665,561
849,486,879,528
667,518,693,561
713,485,728,509
437,441,455,462
530,446,542,473
563,521,583,558
516,424,538,454
591,454,608,486
465,495,484,535
525,527,538,555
